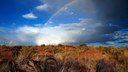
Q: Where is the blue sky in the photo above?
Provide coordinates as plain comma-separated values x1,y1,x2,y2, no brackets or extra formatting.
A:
0,0,128,46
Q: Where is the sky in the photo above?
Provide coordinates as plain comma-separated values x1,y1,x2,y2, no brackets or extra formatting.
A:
0,0,128,47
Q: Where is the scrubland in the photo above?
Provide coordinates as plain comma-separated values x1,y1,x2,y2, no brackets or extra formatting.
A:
0,44,128,72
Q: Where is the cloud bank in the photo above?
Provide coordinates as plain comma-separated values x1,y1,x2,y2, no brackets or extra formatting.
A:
16,19,103,45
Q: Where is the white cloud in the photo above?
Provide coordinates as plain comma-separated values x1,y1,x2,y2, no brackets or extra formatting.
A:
16,26,40,42
106,41,115,45
16,19,103,45
16,26,40,34
36,4,48,11
123,39,128,41
113,29,128,40
22,13,37,19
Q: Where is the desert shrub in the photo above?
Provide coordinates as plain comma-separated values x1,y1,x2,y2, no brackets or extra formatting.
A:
104,47,112,54
118,61,128,72
58,44,63,47
45,57,59,72
98,46,113,54
11,46,22,59
79,44,89,52
96,60,116,72
21,46,34,59
79,44,87,47
89,46,97,50
110,49,123,62
16,46,35,64
41,44,45,47
97,46,105,51
32,57,59,72
59,57,87,72
83,60,96,72
0,60,24,72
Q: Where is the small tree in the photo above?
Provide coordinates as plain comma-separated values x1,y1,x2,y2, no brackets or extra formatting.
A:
79,44,87,47
41,44,45,47
58,44,63,46
79,44,88,51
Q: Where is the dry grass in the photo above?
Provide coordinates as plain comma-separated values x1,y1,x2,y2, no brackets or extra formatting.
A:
0,45,128,72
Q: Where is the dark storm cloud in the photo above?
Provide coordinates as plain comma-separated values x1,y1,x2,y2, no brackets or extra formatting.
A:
92,0,128,36
93,0,128,20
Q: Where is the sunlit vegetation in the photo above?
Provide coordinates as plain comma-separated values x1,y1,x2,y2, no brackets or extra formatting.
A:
0,44,128,72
